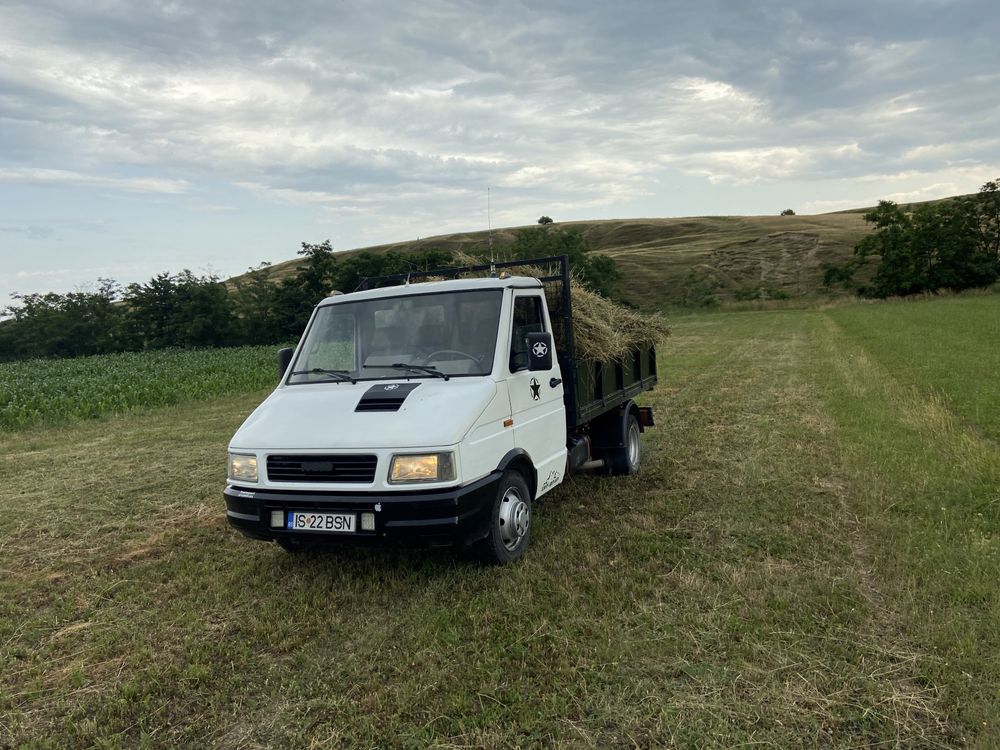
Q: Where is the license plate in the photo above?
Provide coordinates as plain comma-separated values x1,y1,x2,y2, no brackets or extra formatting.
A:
286,511,356,533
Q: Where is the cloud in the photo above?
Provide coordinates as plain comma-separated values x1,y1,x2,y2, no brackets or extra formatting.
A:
0,167,191,194
667,142,867,185
1,224,54,240
0,0,998,301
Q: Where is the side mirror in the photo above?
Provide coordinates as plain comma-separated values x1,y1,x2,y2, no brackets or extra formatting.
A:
526,332,553,371
277,347,294,379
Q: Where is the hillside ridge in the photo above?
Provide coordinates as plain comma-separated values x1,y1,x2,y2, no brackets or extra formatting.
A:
250,196,981,306
250,209,875,307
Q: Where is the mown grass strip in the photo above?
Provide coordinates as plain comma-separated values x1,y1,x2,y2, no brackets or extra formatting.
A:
827,294,1000,441
816,309,1000,742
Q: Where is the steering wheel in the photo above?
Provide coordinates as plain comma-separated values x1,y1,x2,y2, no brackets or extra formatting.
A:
424,349,480,364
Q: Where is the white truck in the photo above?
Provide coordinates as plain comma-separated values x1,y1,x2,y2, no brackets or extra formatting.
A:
224,255,657,563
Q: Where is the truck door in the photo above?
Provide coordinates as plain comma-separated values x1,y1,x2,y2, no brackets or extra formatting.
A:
506,291,567,496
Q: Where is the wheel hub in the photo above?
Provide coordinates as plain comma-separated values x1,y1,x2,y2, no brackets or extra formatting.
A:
498,487,529,550
628,422,641,468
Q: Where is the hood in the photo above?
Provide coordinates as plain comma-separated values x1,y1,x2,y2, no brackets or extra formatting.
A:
230,377,499,451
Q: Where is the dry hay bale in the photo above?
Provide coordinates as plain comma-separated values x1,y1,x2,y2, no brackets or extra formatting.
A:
444,252,670,361
565,282,670,361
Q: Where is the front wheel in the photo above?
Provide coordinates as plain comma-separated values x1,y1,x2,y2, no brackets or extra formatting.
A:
474,470,532,565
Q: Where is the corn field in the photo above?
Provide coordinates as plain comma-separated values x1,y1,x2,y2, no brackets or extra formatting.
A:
0,346,280,431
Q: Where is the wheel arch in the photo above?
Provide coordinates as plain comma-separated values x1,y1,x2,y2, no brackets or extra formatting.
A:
625,399,643,433
591,399,643,449
496,448,538,500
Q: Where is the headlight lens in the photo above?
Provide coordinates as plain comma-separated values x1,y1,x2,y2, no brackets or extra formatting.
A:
389,453,456,484
229,453,258,483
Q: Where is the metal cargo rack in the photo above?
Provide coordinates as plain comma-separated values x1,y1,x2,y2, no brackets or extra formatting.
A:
358,254,656,429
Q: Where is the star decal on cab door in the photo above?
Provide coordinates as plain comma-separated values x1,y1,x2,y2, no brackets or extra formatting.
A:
529,377,541,400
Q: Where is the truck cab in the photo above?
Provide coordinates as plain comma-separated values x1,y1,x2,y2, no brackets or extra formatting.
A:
224,258,655,564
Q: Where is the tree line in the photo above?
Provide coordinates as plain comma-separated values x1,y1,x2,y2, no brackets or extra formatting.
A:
0,228,619,361
825,179,1000,297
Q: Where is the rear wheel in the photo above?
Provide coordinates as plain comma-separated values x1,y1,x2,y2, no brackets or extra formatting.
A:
607,413,641,475
474,470,532,565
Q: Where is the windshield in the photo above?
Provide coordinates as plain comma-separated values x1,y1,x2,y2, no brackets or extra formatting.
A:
287,289,503,384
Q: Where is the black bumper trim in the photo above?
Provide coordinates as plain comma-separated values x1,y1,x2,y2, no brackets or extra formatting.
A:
223,473,500,547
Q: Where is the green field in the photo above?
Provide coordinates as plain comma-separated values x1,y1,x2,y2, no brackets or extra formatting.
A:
0,347,278,432
1,295,998,747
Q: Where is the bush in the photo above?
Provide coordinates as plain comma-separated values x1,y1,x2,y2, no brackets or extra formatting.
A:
854,182,1000,298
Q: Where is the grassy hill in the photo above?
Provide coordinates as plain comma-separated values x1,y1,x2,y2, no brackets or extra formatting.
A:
252,211,873,308
235,192,999,308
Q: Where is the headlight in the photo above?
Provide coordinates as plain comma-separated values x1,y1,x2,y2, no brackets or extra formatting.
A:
229,453,258,483
389,453,456,484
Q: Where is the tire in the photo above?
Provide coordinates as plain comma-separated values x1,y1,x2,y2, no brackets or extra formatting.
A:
607,413,642,475
474,470,532,565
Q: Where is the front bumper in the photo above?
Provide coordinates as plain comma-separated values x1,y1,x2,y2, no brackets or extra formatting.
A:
223,472,500,548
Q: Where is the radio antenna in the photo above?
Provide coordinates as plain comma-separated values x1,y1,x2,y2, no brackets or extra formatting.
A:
488,187,496,276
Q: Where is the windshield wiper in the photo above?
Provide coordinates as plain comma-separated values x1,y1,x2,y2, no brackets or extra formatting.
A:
290,368,356,383
363,363,449,381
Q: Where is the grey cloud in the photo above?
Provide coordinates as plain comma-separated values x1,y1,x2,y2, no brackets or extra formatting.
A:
1,0,998,233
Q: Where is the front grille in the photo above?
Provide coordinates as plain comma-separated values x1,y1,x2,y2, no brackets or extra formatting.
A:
267,454,377,483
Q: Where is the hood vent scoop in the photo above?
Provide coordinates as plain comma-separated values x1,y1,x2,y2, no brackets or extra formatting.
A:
355,382,421,412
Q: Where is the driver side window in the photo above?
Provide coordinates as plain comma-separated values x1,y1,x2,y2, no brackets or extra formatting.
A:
509,295,545,372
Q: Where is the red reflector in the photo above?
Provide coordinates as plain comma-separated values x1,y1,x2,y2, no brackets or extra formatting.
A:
503,418,514,428
638,407,655,427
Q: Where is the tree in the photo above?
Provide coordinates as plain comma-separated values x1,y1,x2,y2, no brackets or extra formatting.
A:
821,260,861,290
852,187,1000,298
503,227,621,298
231,262,282,345
537,216,554,225
0,280,126,360
780,208,796,216
910,199,991,291
976,178,1000,261
273,240,339,338
271,242,456,338
331,248,453,292
854,201,919,297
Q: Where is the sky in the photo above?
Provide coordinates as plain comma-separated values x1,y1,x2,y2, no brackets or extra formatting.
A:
1,0,999,305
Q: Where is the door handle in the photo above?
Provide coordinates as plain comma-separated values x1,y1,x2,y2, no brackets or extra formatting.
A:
550,378,562,388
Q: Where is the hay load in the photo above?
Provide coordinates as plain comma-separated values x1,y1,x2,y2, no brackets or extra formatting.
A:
565,281,670,361
448,252,670,362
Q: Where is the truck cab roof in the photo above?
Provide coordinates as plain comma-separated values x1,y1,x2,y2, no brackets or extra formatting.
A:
320,275,543,307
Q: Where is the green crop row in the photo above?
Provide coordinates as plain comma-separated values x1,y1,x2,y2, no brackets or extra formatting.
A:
0,346,282,431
